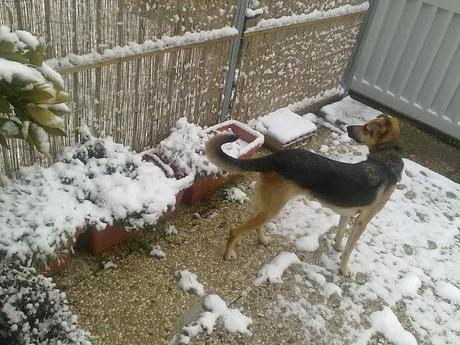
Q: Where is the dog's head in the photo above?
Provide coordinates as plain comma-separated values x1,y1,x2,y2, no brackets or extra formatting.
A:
347,114,400,151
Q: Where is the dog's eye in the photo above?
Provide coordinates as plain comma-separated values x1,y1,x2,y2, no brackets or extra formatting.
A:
363,125,369,133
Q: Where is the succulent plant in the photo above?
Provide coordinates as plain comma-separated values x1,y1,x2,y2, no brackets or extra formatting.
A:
0,26,70,156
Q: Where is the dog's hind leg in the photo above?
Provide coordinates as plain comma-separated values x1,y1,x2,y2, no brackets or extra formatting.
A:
224,174,298,260
334,215,350,252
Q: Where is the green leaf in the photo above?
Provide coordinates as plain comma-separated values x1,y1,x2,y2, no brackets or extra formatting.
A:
22,84,56,103
25,46,45,66
0,97,11,113
0,133,9,148
0,40,15,53
0,51,29,64
43,126,67,137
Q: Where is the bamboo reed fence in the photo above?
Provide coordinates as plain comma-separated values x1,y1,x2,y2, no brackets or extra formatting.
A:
0,0,367,176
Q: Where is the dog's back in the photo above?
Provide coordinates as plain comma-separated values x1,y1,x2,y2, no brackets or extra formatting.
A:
206,135,403,208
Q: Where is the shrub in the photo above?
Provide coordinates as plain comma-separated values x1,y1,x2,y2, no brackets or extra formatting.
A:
0,264,91,345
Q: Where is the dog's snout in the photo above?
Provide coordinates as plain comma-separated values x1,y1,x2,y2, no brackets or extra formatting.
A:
346,126,354,138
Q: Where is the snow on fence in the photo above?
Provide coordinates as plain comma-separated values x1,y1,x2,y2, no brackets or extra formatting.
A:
0,0,367,176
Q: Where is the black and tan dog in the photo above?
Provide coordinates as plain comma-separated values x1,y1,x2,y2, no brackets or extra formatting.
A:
206,115,403,276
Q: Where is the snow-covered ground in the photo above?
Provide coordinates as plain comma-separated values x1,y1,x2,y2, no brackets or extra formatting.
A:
259,128,460,344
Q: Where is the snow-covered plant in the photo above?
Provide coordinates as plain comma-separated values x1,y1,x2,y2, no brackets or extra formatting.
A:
153,117,219,178
0,25,70,156
0,264,91,345
0,127,184,265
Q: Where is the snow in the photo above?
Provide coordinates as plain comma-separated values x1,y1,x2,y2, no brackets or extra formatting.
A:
165,225,178,235
0,127,187,265
152,117,263,178
399,273,422,298
150,245,166,259
14,30,40,49
255,251,301,285
176,270,205,297
0,57,45,84
321,95,382,125
225,186,249,204
288,86,344,113
295,234,320,252
435,282,460,305
246,8,263,18
250,108,317,145
180,294,252,344
47,27,238,71
370,307,417,345
103,260,117,269
255,101,460,344
246,3,369,33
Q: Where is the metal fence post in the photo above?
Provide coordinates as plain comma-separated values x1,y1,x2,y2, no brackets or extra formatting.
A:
219,0,249,123
340,0,378,94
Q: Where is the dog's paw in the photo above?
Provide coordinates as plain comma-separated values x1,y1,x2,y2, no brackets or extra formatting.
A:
224,249,237,260
339,265,354,278
259,233,272,246
333,242,344,252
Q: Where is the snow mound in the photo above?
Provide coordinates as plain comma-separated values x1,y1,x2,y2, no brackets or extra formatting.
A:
255,251,301,285
435,282,460,305
176,270,205,297
295,234,320,252
250,108,317,145
225,186,249,204
0,127,185,265
321,95,382,125
180,294,252,344
152,118,261,178
370,307,417,345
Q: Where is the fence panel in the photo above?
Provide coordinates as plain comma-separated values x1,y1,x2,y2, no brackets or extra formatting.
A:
0,0,235,57
231,9,366,122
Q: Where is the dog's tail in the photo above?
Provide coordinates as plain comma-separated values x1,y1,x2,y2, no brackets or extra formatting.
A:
205,134,272,173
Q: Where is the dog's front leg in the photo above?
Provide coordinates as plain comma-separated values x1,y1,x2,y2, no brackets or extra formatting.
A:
340,214,370,277
334,215,350,252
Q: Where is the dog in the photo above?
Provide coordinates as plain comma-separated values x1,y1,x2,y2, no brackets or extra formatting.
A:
206,114,403,276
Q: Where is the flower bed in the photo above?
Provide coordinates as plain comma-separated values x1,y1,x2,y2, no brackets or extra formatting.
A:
0,127,189,268
150,117,264,205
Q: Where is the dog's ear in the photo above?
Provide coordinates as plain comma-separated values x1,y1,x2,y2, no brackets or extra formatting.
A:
378,114,400,142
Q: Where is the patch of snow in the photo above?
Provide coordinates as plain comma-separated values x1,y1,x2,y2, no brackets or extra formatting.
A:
47,27,238,71
0,128,186,265
435,282,460,305
399,273,422,298
225,186,249,204
289,86,345,113
258,120,460,344
255,251,301,285
321,95,382,125
250,108,316,145
165,225,178,235
180,294,252,344
103,260,117,269
246,3,369,33
152,118,263,178
176,270,205,297
15,30,40,49
370,307,417,345
150,245,166,259
246,8,263,18
295,234,320,252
